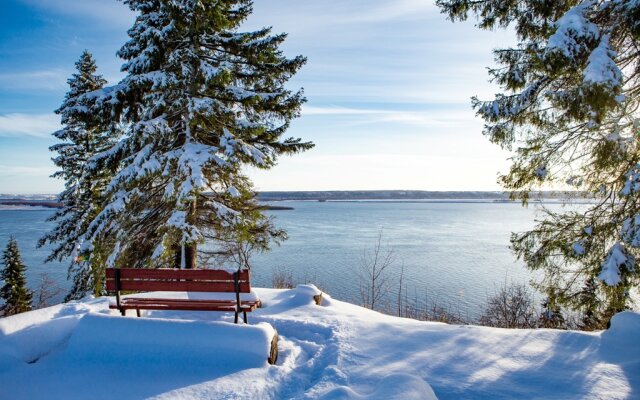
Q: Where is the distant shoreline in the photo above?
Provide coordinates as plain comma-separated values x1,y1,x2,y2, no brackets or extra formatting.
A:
0,200,61,209
0,190,589,210
256,190,588,202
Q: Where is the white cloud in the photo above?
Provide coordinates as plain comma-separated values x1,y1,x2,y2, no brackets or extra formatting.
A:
248,152,509,191
0,69,68,91
22,0,135,28
0,164,55,177
249,0,436,32
342,0,437,23
0,113,60,138
302,105,476,128
303,106,384,116
0,164,60,194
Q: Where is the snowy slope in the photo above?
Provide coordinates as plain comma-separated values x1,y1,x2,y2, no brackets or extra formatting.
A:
0,285,638,399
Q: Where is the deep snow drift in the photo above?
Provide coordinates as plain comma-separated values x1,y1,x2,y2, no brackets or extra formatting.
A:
0,285,638,399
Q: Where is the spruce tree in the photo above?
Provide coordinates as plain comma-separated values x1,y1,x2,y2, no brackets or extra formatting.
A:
39,50,113,300
83,0,312,269
437,0,640,327
538,288,567,329
1,238,33,316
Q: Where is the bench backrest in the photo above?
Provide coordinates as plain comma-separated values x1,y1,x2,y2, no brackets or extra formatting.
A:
105,268,251,293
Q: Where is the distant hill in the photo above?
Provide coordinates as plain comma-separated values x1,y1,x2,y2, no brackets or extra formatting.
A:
0,200,62,209
257,190,583,201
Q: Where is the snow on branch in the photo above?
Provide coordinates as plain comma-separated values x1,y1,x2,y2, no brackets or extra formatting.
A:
546,1,599,61
622,215,640,248
599,242,634,286
583,35,622,90
621,164,640,196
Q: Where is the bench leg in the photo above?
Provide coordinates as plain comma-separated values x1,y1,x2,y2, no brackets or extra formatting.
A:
136,309,141,318
243,311,248,324
120,308,125,316
234,311,239,324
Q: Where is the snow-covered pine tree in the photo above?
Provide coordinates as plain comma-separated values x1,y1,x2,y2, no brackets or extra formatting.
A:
436,0,640,328
1,237,33,316
83,0,312,270
39,51,114,300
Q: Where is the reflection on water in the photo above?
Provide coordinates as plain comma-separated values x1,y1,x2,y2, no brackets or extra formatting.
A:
0,201,563,315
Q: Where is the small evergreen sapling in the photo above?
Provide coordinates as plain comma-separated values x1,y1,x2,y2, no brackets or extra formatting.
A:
1,238,33,316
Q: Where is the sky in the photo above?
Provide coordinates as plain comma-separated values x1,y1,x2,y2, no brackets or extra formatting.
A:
0,0,517,194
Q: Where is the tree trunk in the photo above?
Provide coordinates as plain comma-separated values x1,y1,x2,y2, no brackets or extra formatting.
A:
184,200,197,269
185,242,197,269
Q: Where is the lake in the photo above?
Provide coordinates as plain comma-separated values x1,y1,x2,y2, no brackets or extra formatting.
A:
0,201,558,317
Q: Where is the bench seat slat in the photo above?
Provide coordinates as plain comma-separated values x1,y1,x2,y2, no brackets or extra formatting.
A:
110,304,237,311
118,299,260,307
109,299,258,312
119,298,259,303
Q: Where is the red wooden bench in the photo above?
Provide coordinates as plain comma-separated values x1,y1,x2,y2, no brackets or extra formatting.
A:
105,268,261,324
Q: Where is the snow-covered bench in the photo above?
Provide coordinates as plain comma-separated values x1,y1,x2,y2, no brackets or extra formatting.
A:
105,268,261,324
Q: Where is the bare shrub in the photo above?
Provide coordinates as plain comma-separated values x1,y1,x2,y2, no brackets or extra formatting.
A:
272,267,294,289
421,303,468,325
35,273,64,308
397,263,405,317
398,288,469,324
479,283,538,329
199,216,287,271
359,230,395,310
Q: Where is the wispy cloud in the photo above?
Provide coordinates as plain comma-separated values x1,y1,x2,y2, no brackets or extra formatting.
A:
0,69,68,91
342,0,437,23
303,106,383,116
250,0,436,31
21,0,135,28
302,105,476,128
0,164,55,177
0,113,59,138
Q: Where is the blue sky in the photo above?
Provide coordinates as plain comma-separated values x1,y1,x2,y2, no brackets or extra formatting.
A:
0,0,515,194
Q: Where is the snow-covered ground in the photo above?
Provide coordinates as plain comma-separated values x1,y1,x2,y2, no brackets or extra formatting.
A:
1,285,638,399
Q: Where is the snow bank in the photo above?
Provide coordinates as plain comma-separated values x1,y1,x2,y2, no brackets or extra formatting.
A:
0,286,638,399
64,313,275,366
317,373,437,400
601,311,640,364
0,297,107,367
3,313,276,399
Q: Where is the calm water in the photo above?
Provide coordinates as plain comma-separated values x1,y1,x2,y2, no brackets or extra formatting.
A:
0,201,557,315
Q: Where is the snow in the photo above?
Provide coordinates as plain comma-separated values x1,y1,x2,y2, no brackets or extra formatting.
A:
583,34,622,89
534,164,547,179
228,185,241,198
600,242,634,286
621,164,640,196
623,215,640,247
546,1,599,60
1,285,639,399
